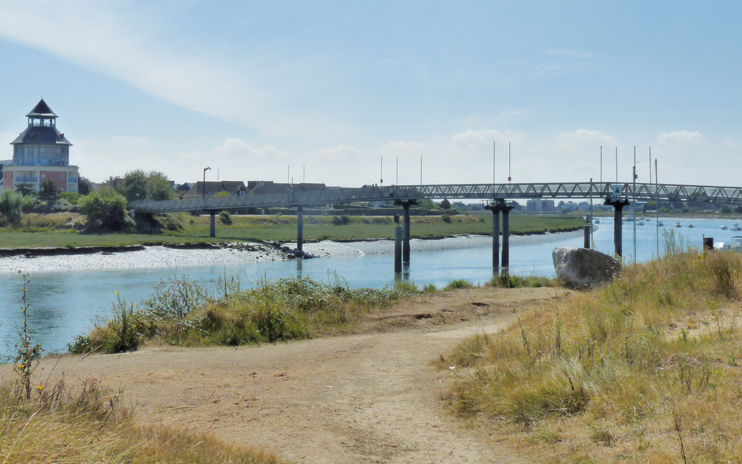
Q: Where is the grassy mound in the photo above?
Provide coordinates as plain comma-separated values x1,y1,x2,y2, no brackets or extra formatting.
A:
440,249,742,462
70,275,419,353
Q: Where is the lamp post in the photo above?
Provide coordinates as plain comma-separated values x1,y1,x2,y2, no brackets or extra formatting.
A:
203,167,211,203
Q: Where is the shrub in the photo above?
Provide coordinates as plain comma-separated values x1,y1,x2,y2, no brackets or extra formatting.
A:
144,274,210,321
51,198,75,212
445,279,473,290
78,187,133,232
442,214,452,223
39,179,60,201
332,215,350,225
0,189,24,226
157,212,187,231
59,191,82,204
219,210,232,225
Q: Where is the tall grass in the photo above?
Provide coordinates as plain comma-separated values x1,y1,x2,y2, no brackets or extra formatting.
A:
442,249,742,462
0,377,285,463
71,275,420,353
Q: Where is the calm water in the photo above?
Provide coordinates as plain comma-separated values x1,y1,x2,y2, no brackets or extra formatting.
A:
0,217,733,359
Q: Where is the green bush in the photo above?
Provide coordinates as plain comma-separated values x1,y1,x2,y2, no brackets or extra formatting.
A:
157,212,187,231
442,214,452,223
78,188,133,232
332,215,350,225
144,274,210,321
58,191,82,204
445,279,473,290
0,189,24,226
219,210,232,225
39,179,60,201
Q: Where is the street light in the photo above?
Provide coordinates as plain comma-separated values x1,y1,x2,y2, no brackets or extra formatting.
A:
203,167,211,203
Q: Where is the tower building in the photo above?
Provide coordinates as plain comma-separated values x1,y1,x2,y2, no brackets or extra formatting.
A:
1,99,79,192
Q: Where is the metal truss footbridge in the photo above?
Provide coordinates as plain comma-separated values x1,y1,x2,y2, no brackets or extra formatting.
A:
131,181,742,213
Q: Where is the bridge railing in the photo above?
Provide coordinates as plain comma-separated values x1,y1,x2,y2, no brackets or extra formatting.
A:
129,182,742,213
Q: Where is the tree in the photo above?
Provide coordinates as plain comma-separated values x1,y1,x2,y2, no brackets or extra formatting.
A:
117,169,174,203
39,180,60,202
642,201,657,213
78,187,133,231
118,169,147,203
145,171,175,201
440,199,451,210
78,176,92,195
15,183,35,197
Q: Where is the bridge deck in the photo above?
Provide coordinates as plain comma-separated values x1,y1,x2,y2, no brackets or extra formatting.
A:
130,182,742,213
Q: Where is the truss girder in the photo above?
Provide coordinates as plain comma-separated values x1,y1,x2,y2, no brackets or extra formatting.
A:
130,182,742,213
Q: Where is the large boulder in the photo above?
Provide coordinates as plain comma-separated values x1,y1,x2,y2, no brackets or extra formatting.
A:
552,247,620,289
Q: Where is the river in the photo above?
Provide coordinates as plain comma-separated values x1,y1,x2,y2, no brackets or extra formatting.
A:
0,217,735,359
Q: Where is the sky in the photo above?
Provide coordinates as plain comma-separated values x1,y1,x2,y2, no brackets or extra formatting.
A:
0,1,740,188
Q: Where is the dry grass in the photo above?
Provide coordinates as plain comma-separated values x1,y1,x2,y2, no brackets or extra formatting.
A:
440,249,742,463
0,376,286,464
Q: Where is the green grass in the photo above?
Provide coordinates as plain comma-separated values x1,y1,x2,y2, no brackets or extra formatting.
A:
0,213,583,248
69,275,421,353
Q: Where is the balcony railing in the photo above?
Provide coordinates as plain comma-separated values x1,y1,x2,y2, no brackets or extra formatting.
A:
15,176,38,183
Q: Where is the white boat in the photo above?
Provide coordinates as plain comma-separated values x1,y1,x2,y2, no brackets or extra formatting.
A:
688,224,694,228
721,225,728,230
626,214,635,221
675,221,682,227
658,221,664,227
637,219,645,226
731,236,742,251
594,218,600,224
731,224,741,231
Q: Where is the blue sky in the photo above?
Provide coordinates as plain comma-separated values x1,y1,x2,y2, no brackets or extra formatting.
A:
0,1,740,187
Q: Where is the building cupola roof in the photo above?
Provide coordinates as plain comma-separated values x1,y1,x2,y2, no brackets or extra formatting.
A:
26,98,57,119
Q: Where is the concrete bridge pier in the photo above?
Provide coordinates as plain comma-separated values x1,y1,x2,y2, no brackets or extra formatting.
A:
605,198,630,257
297,206,304,252
209,211,216,238
483,202,502,271
396,200,418,265
501,201,515,273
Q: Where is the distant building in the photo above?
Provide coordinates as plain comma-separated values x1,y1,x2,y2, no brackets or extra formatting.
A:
2,99,79,192
180,181,248,198
247,181,326,194
526,199,555,212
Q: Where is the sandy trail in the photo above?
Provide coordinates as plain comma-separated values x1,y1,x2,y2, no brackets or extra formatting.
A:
4,287,563,463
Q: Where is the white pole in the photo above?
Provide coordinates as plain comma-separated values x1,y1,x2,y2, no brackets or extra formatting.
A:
633,146,637,264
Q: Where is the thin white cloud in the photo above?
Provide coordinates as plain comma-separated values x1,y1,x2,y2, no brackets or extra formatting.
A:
0,1,322,137
657,130,705,145
211,139,290,160
555,129,617,152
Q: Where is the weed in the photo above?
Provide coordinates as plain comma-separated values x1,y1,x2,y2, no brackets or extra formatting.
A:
445,279,473,290
12,272,43,399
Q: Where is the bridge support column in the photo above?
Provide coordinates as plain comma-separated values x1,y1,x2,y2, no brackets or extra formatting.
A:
297,206,304,252
396,200,418,265
501,201,515,274
605,198,630,257
584,225,591,249
484,201,503,272
394,226,403,274
209,211,216,238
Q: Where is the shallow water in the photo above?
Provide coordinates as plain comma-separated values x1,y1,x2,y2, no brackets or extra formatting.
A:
0,217,733,358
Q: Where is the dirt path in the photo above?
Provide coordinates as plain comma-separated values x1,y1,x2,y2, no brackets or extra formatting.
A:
6,287,565,463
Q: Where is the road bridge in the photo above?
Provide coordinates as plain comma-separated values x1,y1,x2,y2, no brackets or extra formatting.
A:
130,181,742,275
